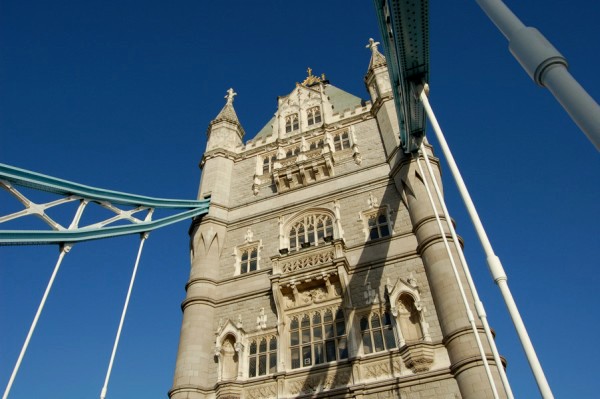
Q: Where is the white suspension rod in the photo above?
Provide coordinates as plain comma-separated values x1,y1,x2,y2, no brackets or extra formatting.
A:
418,84,554,399
100,233,148,399
420,143,513,399
414,156,500,399
2,244,72,399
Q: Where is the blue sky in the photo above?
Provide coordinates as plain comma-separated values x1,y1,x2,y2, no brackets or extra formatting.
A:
1,1,599,398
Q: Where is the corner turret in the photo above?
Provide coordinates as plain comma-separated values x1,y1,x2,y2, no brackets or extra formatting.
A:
206,88,245,151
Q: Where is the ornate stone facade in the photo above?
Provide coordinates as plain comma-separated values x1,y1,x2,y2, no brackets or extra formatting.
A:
169,41,506,399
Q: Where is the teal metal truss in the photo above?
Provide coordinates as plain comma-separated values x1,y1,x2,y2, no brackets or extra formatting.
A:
0,163,209,245
373,0,429,153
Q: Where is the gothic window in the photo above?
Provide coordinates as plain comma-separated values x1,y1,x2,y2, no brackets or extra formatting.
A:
290,308,347,369
285,114,299,133
262,154,276,174
236,243,260,275
367,210,390,240
334,131,351,151
288,214,334,251
248,336,277,377
240,247,258,273
307,106,322,126
360,311,397,354
397,294,423,342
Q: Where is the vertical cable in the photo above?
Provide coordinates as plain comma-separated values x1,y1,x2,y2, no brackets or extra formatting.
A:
415,156,500,399
419,84,553,398
2,244,72,399
421,144,513,398
100,233,148,399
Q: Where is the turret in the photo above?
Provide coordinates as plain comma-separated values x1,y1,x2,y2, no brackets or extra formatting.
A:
364,38,401,160
197,89,244,218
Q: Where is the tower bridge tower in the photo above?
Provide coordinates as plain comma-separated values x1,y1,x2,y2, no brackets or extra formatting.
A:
170,42,504,399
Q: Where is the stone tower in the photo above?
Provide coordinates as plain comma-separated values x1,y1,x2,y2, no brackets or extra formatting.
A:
169,40,505,399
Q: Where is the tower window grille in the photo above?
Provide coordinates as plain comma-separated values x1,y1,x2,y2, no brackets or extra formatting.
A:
360,311,397,354
290,308,347,369
334,131,351,151
307,106,322,126
367,211,390,240
285,114,299,133
262,154,277,174
289,214,334,251
248,336,277,377
239,246,258,274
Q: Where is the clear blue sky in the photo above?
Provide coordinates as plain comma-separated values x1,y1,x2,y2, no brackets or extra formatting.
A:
1,1,598,398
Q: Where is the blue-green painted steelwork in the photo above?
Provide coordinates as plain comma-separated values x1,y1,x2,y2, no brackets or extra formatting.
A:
373,0,429,153
0,163,209,245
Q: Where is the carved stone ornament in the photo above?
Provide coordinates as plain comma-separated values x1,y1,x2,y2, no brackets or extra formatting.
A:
256,307,267,330
400,343,434,373
288,368,352,395
246,384,277,399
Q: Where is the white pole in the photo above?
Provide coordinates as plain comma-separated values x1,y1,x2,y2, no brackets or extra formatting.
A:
420,144,513,399
100,233,148,399
3,244,72,399
475,0,600,151
418,85,554,399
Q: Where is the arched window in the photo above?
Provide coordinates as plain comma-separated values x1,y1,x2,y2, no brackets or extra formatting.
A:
360,311,397,354
248,336,277,377
288,214,334,251
307,106,322,126
290,308,347,369
285,114,299,133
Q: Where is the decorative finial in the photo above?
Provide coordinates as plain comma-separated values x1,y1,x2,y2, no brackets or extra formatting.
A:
366,38,380,54
301,67,325,87
225,88,237,105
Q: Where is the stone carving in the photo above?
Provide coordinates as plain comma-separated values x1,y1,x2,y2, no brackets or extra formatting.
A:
283,279,342,310
363,359,401,380
246,384,277,399
244,228,254,243
281,249,334,273
400,344,434,373
256,308,267,330
364,282,378,305
368,192,379,209
288,369,352,395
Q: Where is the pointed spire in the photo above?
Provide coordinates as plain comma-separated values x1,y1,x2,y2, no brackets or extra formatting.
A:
366,38,387,69
213,88,242,125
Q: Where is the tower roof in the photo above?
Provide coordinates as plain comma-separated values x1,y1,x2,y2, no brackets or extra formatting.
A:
366,38,387,70
212,88,243,127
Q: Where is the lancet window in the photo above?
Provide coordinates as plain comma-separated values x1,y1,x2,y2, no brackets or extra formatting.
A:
307,106,322,126
262,154,277,174
333,131,351,151
289,308,348,369
360,311,397,354
236,242,260,275
288,214,334,251
285,113,299,133
248,336,277,377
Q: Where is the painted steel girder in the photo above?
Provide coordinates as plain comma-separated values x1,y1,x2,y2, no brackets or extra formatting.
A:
0,163,209,245
374,0,429,153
